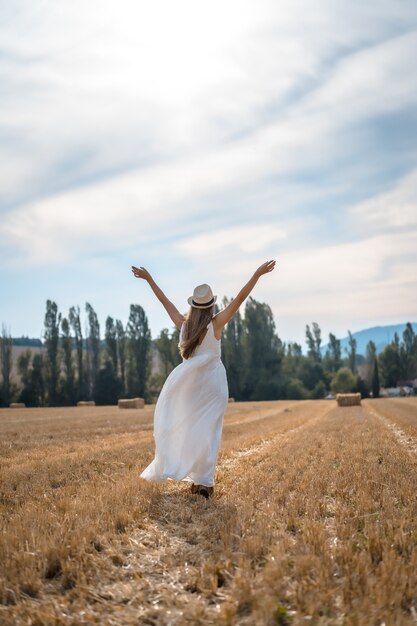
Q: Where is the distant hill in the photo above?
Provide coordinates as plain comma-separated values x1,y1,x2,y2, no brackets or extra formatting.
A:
322,323,417,356
12,337,43,347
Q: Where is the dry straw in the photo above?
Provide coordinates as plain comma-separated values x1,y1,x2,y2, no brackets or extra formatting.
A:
118,398,145,409
336,392,361,406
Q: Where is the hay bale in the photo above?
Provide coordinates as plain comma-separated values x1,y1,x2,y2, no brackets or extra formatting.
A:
118,398,145,409
336,393,361,407
9,402,26,409
228,397,235,403
77,401,96,407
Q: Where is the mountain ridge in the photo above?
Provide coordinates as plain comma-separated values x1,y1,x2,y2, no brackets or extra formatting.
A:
322,322,417,356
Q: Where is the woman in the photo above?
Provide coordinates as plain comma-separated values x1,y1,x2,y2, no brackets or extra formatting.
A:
131,259,276,498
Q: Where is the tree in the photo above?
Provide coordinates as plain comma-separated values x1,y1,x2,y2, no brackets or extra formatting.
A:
17,350,45,406
311,380,326,399
94,361,122,405
345,330,357,373
154,327,181,381
399,322,417,380
105,316,118,375
372,357,380,398
324,333,342,373
364,340,377,388
221,297,245,400
85,302,101,400
69,306,85,400
126,305,151,399
0,325,13,407
31,354,46,406
61,317,76,405
286,377,308,400
242,298,284,400
297,358,324,393
43,300,61,406
331,367,357,394
379,342,401,388
116,319,127,396
305,322,322,362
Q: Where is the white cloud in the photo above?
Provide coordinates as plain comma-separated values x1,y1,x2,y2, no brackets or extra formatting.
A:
177,224,286,258
2,22,416,267
350,167,417,230
1,1,417,341
1,1,416,208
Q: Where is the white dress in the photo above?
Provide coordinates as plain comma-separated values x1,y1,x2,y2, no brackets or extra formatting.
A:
140,319,229,487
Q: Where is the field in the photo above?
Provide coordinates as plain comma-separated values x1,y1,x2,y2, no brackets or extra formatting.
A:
1,398,417,626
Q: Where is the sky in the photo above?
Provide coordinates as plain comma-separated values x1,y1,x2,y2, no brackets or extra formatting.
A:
1,0,417,347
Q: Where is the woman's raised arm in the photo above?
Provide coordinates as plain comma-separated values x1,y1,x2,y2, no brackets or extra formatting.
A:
131,266,185,329
212,260,276,337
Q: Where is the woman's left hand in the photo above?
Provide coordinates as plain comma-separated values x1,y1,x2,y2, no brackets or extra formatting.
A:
132,266,152,281
255,260,276,277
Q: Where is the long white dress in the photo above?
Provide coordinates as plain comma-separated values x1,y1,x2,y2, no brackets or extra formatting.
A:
140,319,229,487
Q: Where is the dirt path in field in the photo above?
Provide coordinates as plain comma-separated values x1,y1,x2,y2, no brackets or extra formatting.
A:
75,401,337,624
363,400,417,456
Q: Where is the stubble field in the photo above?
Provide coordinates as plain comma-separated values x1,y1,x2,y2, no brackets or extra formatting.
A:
1,398,417,626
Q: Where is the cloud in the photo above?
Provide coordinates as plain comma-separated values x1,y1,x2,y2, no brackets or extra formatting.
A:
2,22,416,268
1,1,417,343
177,224,286,258
350,167,417,231
1,1,416,211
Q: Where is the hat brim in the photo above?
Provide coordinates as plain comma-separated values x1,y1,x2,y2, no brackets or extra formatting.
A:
187,295,217,308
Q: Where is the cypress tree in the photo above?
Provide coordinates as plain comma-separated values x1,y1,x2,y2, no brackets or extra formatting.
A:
43,300,61,406
372,357,380,398
69,306,85,400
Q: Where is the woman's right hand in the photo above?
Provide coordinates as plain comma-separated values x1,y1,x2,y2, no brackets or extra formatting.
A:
131,266,152,281
255,260,276,277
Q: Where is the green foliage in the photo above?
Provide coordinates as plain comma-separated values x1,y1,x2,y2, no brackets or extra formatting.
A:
69,305,85,401
311,380,326,399
346,330,357,373
0,325,13,407
85,303,101,400
221,297,245,400
43,300,62,406
323,332,342,373
331,367,357,394
356,375,370,399
297,359,324,392
17,351,45,406
372,358,380,398
115,319,127,396
155,327,181,378
60,318,76,405
105,316,118,375
242,297,284,400
305,322,322,362
286,378,308,400
399,322,417,380
94,361,122,406
126,304,151,399
378,343,401,387
7,290,417,407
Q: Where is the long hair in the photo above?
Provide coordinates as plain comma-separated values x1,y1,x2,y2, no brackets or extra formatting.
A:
179,305,215,360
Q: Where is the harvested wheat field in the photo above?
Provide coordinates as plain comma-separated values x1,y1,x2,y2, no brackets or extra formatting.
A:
1,398,417,626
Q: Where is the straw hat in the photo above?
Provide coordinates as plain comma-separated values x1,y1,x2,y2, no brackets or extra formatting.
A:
187,284,217,309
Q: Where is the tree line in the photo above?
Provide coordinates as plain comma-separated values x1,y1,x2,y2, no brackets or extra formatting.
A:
1,298,416,407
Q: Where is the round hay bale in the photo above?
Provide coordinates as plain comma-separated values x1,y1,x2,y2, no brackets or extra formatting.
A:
336,393,361,407
228,397,235,403
118,398,145,409
9,402,26,409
